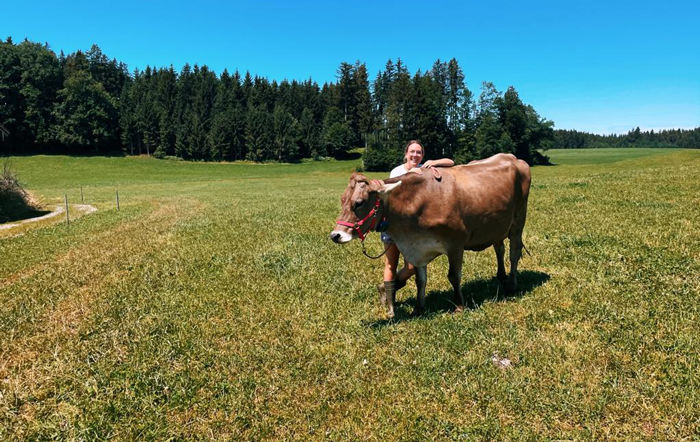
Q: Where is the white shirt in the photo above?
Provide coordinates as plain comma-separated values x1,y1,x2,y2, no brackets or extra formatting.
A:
389,163,422,179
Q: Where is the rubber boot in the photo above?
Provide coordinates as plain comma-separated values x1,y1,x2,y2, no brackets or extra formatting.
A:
377,283,387,307
384,280,396,318
378,277,406,306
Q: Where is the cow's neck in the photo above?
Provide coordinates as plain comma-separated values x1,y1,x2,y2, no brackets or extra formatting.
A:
382,180,423,231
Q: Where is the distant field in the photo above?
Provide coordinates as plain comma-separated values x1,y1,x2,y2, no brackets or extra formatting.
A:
1,148,699,440
545,147,682,166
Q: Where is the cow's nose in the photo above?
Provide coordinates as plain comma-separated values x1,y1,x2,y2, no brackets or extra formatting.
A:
330,232,342,243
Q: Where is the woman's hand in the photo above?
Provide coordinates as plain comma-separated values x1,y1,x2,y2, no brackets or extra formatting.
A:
422,160,437,168
407,167,423,175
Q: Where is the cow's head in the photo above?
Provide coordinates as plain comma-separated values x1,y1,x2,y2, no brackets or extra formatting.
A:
330,173,401,244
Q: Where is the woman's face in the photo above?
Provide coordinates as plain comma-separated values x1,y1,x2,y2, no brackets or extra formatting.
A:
405,143,424,167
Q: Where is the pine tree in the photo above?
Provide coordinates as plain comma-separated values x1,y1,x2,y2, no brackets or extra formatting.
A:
322,106,351,157
272,104,299,161
209,69,246,161
175,64,195,158
371,66,392,143
85,44,127,99
134,66,158,155
354,62,373,147
446,58,467,154
241,71,253,110
477,82,501,124
410,71,448,158
475,112,511,158
500,86,529,161
385,58,412,149
190,65,217,159
245,106,273,161
299,107,320,158
153,66,178,157
119,75,137,155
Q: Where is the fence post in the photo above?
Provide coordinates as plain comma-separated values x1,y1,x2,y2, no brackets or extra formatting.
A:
116,190,120,211
64,194,69,225
81,186,84,203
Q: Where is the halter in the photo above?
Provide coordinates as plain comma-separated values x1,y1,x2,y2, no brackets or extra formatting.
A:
336,197,382,241
335,197,388,259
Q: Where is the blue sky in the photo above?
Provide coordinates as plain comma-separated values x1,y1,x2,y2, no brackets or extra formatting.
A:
5,0,699,134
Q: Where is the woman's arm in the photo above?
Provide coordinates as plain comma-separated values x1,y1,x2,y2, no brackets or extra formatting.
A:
423,158,454,168
407,158,455,175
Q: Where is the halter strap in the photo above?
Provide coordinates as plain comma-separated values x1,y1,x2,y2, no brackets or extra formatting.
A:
335,197,382,241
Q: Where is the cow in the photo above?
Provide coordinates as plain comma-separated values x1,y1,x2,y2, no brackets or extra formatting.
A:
330,153,531,317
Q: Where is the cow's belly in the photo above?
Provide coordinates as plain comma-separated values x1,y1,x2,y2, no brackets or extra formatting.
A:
463,217,512,250
394,235,449,267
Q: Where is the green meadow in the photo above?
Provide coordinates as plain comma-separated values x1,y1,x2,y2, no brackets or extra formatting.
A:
1,148,699,440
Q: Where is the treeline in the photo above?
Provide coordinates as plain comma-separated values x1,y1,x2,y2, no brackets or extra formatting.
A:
1,37,555,166
554,127,700,149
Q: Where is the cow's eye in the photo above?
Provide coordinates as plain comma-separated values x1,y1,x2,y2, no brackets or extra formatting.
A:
354,199,364,209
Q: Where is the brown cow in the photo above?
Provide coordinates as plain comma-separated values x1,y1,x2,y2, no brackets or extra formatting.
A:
331,153,531,317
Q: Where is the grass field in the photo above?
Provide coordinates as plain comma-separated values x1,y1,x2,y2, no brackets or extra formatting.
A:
1,148,699,440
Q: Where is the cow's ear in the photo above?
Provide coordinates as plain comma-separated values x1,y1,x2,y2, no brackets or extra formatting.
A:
368,179,402,196
377,181,402,198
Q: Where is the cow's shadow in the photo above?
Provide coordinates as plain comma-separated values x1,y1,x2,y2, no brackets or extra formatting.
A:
365,270,550,328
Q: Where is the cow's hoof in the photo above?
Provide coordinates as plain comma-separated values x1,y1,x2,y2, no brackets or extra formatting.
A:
506,276,518,296
454,305,465,313
386,310,395,319
377,284,387,306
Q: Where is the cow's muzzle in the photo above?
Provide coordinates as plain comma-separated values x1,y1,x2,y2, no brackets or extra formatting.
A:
330,230,353,244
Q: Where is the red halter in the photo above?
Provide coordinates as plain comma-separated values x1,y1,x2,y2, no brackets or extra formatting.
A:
336,197,382,241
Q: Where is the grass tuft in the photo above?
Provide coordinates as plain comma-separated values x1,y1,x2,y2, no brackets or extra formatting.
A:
0,159,37,223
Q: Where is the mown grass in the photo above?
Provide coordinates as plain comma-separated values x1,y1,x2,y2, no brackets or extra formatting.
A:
1,148,699,440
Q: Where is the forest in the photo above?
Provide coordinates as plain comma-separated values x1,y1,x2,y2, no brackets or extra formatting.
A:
1,38,697,169
554,127,700,149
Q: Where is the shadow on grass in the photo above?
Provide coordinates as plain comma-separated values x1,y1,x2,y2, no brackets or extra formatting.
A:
1,208,52,224
366,270,550,328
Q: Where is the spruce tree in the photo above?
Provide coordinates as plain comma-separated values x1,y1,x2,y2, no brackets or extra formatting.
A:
299,107,320,158
354,62,373,147
500,86,529,162
153,66,178,156
245,106,273,161
272,104,299,161
175,64,195,158
321,106,351,157
119,75,137,155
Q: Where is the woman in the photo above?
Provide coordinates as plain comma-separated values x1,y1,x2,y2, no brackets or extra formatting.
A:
378,140,454,310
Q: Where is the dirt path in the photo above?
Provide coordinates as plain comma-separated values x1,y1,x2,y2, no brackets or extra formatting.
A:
0,204,97,231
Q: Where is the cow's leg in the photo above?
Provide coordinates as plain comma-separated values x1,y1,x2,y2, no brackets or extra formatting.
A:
447,250,465,311
494,241,507,284
412,266,428,316
507,219,525,295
